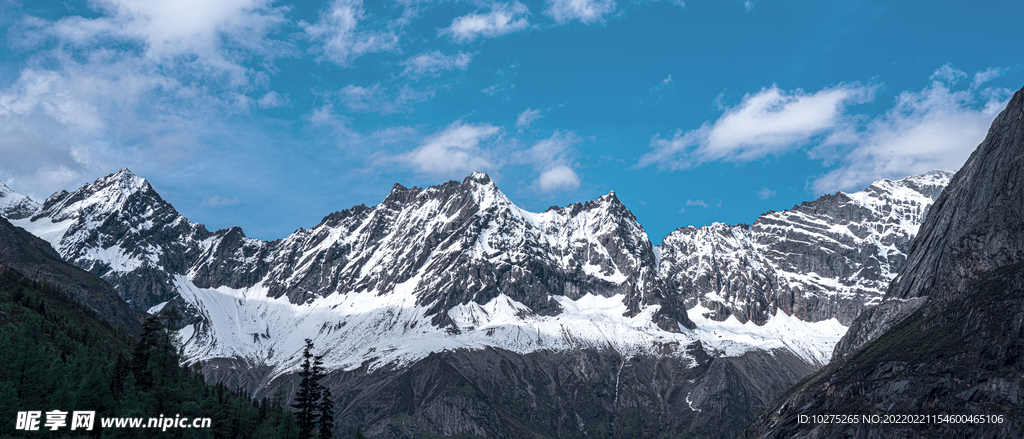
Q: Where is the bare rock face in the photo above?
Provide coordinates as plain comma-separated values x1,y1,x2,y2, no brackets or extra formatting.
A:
658,171,950,326
741,86,1024,438
835,85,1024,360
262,345,816,439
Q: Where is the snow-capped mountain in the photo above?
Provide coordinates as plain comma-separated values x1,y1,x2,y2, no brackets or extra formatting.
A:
1,168,951,371
0,180,40,220
10,170,214,308
0,168,950,438
658,171,951,326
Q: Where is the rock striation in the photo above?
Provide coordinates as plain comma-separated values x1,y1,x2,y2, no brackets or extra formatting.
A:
659,171,950,326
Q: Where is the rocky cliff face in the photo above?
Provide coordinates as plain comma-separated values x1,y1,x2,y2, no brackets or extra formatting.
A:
305,346,816,439
658,171,950,326
741,86,1024,439
13,170,214,311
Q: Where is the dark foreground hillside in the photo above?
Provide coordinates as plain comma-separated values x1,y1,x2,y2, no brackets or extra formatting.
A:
0,264,298,438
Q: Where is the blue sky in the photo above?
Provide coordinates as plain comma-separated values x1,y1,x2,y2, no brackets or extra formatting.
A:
1,0,1022,241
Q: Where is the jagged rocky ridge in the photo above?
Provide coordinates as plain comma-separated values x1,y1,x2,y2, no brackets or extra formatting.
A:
658,171,949,326
742,85,1024,438
0,166,949,437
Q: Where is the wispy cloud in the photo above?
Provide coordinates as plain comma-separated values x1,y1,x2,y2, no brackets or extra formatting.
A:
545,0,617,24
811,64,1011,193
400,122,500,175
755,187,776,199
27,0,292,72
638,83,876,170
0,0,293,198
481,63,518,96
443,2,530,43
638,65,1012,194
337,84,434,115
516,108,542,128
685,199,709,208
202,195,240,207
302,0,399,66
400,51,474,80
258,91,288,109
519,131,582,192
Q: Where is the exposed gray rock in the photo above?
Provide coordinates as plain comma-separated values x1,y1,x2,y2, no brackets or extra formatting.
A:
254,346,816,439
659,171,950,326
836,85,1024,360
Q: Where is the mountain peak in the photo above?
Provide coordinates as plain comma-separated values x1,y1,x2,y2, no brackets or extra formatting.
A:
95,168,148,193
0,180,41,220
464,171,492,185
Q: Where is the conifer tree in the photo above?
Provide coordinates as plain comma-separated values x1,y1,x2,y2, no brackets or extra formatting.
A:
317,384,334,439
292,338,323,438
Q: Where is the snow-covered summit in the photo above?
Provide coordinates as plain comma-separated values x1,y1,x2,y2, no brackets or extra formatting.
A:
0,180,40,220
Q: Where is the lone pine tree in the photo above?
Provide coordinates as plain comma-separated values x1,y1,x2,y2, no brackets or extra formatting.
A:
292,338,333,438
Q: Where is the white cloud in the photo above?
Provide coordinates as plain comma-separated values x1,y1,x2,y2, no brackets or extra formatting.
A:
443,2,530,43
685,199,709,208
521,131,577,163
755,188,776,199
401,51,474,79
257,91,288,108
0,0,293,197
545,0,617,24
971,67,1007,90
302,0,399,66
638,83,875,170
16,0,290,87
516,108,542,128
338,83,434,115
401,122,500,175
518,131,582,192
638,65,1013,195
812,66,1011,193
537,165,580,192
929,63,967,85
202,195,240,207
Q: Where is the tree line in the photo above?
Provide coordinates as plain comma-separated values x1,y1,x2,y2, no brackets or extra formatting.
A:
0,267,299,438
